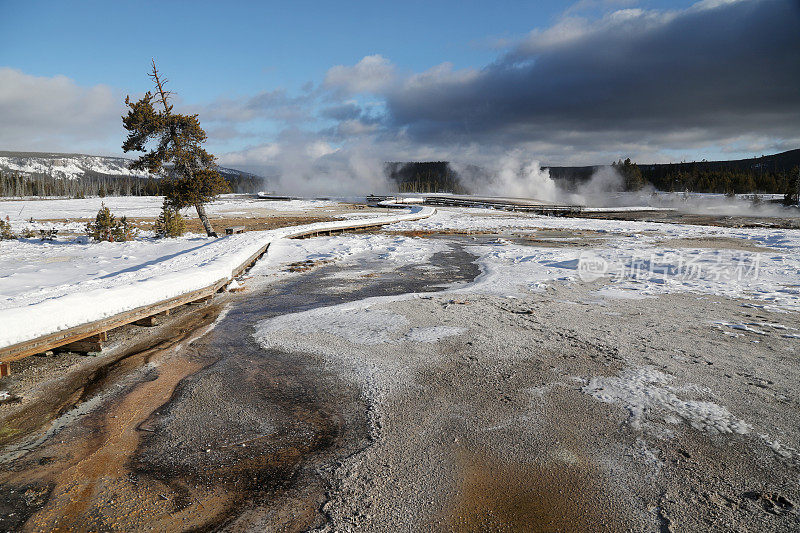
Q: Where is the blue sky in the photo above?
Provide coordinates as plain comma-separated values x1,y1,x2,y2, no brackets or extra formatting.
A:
3,0,573,100
2,1,689,98
1,0,798,177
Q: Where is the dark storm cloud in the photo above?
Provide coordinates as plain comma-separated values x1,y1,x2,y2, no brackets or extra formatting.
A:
320,102,363,121
384,0,800,150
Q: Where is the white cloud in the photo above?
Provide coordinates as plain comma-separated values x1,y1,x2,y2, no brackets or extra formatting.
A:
403,62,479,91
336,119,379,136
689,0,746,13
0,68,123,153
324,54,396,94
518,7,674,55
3,0,797,177
198,89,313,124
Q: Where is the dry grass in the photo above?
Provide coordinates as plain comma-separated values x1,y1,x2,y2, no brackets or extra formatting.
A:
285,259,333,272
42,215,342,236
131,215,340,234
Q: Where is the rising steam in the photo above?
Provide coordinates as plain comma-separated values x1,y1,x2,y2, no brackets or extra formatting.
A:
220,140,394,197
454,151,625,206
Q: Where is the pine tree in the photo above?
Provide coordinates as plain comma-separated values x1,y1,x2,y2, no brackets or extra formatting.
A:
153,201,186,238
0,218,15,240
785,167,800,206
613,158,645,191
122,60,229,237
86,203,134,242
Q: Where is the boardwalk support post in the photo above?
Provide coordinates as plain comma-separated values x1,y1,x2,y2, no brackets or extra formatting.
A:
60,332,107,354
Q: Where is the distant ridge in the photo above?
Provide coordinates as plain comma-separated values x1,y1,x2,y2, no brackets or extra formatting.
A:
0,150,263,183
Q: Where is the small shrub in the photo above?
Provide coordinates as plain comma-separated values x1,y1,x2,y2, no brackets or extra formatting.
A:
153,203,185,238
0,219,15,240
85,203,134,242
39,228,59,241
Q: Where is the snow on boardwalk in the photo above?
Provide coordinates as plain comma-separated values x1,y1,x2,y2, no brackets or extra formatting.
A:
0,206,434,350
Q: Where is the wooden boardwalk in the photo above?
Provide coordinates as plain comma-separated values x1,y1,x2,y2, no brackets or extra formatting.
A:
0,207,433,372
368,194,583,215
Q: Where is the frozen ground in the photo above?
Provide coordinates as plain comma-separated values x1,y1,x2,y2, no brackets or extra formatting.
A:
252,284,800,531
247,209,800,531
257,206,800,312
0,200,432,349
3,199,797,347
3,197,800,530
389,207,800,309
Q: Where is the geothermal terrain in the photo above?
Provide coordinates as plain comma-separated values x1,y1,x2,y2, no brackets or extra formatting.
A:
0,195,799,532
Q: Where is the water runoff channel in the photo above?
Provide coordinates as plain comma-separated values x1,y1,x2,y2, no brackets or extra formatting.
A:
0,236,481,531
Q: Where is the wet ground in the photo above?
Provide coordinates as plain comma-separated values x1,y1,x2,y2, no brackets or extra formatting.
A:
266,282,800,532
573,210,800,229
0,241,479,531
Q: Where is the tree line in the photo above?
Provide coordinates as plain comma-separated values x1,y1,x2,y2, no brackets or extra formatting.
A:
612,158,800,203
0,170,262,198
385,161,469,194
639,163,799,196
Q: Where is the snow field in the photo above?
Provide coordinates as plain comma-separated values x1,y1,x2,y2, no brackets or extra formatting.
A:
391,207,800,310
0,195,343,233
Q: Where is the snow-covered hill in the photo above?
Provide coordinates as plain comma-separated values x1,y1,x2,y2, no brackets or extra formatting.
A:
0,150,259,182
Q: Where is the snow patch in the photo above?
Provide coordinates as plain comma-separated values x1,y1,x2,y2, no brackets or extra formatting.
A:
582,367,750,435
392,208,800,310
256,299,465,347
403,326,466,343
713,322,769,335
260,306,410,345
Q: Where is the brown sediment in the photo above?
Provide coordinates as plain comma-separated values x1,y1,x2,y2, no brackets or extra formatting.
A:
125,349,355,532
0,304,359,531
656,236,775,252
0,303,225,449
0,304,229,531
285,258,333,272
136,215,339,234
447,450,624,532
20,354,213,531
